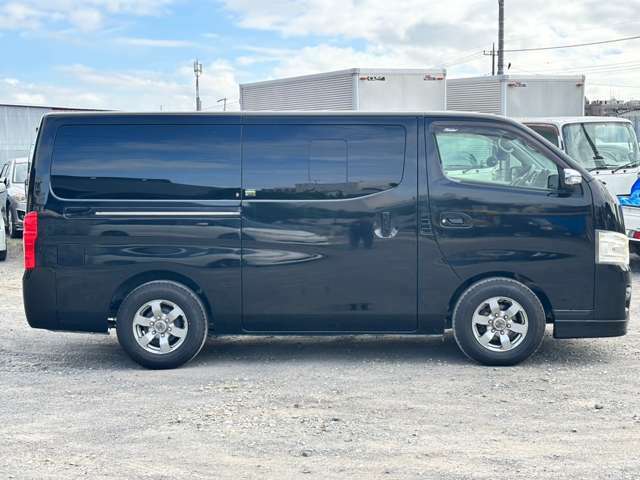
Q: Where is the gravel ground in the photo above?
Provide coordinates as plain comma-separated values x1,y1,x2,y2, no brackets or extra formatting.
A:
1,236,639,480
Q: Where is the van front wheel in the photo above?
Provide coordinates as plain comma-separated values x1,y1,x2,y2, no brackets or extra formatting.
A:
452,278,546,366
116,281,208,369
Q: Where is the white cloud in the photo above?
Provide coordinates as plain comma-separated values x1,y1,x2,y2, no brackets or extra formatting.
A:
0,0,175,33
115,36,196,48
224,0,640,100
13,92,47,105
68,8,104,32
2,61,237,111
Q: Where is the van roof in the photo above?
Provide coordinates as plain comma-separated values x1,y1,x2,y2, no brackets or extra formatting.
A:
41,110,523,124
43,110,492,117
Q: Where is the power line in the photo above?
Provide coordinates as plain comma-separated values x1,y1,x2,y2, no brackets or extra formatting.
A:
504,33,640,53
442,50,484,68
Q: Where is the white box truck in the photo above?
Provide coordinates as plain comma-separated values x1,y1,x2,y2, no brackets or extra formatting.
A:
447,75,585,117
240,68,447,112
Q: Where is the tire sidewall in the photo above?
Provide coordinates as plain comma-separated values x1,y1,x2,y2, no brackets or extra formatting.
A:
116,282,208,369
453,280,546,366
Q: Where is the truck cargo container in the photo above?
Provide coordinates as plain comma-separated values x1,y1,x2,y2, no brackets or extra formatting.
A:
447,75,585,117
240,68,447,111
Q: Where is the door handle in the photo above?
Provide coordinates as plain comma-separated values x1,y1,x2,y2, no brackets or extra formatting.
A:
64,207,93,218
440,212,473,228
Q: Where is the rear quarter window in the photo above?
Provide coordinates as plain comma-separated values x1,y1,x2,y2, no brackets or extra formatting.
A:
50,124,241,200
243,124,406,200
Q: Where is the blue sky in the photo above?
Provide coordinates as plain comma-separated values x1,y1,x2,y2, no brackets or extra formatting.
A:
1,0,640,110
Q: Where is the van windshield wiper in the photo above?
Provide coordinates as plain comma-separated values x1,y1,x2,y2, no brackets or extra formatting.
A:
580,124,605,164
612,161,640,173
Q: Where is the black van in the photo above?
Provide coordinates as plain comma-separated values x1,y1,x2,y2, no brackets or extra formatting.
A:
23,112,631,369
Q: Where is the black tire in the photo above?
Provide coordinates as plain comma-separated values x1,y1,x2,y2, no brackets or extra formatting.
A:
452,278,546,366
116,281,208,369
8,209,19,239
0,248,6,261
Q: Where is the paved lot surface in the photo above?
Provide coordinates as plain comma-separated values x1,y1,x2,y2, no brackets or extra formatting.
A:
1,236,639,479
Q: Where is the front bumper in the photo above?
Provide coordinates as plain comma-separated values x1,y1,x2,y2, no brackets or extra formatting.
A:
554,265,631,339
14,202,26,229
554,319,628,339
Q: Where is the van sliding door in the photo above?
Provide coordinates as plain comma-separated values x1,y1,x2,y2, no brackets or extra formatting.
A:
240,116,419,333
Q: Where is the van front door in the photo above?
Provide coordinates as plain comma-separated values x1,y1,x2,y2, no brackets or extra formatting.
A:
427,120,594,314
240,117,419,332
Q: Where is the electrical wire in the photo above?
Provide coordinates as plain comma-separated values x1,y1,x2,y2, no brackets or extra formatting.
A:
504,34,640,53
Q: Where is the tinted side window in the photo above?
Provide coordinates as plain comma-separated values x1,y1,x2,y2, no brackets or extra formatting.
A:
434,125,560,191
243,125,406,199
51,125,241,200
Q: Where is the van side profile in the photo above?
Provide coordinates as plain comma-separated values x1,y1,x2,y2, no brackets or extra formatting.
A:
23,112,631,369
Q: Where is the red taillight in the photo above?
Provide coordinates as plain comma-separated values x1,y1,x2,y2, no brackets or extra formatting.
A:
23,211,38,270
633,231,640,240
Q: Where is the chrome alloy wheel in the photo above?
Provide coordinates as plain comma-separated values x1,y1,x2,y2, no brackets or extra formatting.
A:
471,296,528,352
132,299,189,355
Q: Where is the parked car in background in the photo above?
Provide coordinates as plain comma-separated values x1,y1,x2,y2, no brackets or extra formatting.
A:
520,117,640,196
0,182,6,261
23,112,630,369
0,157,29,238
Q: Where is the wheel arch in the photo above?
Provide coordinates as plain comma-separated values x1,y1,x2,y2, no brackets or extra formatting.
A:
446,272,554,328
109,271,214,328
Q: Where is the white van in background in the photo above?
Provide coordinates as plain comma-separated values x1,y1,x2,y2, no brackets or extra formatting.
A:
520,117,639,196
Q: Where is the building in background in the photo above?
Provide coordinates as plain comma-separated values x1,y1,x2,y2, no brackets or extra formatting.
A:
0,103,100,168
240,68,447,112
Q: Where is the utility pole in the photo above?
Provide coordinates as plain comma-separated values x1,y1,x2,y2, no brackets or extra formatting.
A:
482,42,497,75
193,60,203,111
217,97,227,112
497,0,505,75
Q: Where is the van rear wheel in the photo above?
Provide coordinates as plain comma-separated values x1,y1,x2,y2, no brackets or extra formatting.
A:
116,281,208,369
452,278,546,366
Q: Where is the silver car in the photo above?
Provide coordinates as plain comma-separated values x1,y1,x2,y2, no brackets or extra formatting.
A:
0,157,28,238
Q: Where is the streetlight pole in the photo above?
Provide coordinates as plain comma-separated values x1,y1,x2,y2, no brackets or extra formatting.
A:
193,60,203,111
217,97,227,112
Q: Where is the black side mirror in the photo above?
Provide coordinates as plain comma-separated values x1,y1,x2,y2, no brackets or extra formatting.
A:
547,174,560,190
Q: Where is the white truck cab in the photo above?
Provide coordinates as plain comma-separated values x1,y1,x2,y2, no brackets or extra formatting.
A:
519,117,640,197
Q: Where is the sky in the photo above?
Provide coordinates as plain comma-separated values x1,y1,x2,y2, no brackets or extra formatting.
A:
1,0,640,111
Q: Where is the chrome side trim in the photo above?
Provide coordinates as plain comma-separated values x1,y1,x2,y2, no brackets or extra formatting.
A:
95,211,240,217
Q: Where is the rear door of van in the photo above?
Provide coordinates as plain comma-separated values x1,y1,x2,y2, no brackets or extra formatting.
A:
240,115,419,333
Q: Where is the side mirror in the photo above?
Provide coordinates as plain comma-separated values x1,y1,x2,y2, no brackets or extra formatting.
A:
0,182,5,194
563,168,583,186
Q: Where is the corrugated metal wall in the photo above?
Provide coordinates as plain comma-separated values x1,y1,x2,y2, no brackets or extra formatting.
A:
0,105,50,167
240,71,355,111
446,78,503,115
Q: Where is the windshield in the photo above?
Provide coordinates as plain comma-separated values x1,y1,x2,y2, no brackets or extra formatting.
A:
13,163,28,184
562,122,639,171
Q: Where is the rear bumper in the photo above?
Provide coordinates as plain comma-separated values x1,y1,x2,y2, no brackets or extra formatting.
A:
554,319,628,339
23,268,59,330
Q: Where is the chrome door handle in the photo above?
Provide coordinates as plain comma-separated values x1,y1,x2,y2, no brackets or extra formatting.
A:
440,212,473,228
